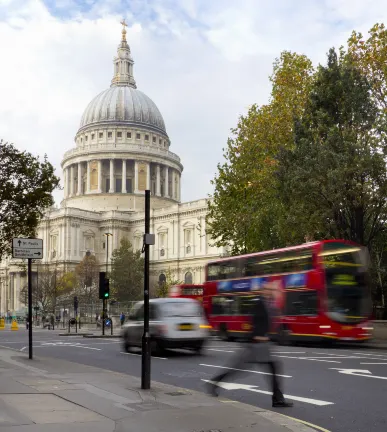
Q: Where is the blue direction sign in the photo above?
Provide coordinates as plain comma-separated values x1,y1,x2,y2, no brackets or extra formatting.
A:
12,238,43,259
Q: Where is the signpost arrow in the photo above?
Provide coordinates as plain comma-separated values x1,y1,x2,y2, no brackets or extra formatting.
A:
330,368,387,380
201,380,333,406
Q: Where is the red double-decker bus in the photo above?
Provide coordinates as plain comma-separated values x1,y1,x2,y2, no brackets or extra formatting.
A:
203,240,373,344
168,284,204,301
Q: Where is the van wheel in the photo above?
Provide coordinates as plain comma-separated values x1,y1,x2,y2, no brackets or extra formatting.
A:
194,343,204,355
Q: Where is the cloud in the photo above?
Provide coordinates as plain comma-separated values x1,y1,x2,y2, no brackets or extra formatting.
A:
1,0,387,205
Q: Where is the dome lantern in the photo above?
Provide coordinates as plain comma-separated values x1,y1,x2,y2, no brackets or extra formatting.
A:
111,19,136,89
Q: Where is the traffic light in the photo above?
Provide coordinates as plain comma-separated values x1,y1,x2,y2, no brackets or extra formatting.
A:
74,296,79,311
99,272,110,300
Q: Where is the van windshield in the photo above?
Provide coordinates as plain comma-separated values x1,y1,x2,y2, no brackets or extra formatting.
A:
163,302,202,317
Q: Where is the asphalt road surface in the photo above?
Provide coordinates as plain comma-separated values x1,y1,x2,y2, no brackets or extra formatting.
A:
1,329,386,432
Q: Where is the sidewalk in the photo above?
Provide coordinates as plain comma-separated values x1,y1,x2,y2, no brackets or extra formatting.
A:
0,347,317,432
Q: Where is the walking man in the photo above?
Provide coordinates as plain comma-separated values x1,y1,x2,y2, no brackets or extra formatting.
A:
206,287,293,408
120,311,126,327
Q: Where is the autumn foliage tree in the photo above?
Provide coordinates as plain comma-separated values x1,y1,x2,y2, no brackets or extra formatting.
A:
207,52,314,253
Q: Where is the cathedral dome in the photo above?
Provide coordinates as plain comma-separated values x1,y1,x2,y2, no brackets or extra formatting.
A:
77,21,167,136
79,86,166,134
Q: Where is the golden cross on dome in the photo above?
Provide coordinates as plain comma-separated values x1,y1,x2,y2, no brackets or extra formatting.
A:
120,18,128,41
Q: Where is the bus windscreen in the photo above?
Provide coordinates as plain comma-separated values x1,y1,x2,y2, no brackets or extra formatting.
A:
320,243,371,323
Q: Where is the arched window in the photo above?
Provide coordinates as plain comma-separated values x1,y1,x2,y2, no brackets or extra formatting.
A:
184,272,193,284
158,273,166,286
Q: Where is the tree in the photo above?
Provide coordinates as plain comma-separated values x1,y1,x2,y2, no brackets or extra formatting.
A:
155,268,183,298
110,238,144,301
277,48,387,249
348,23,387,111
19,264,72,315
0,141,60,259
75,254,100,304
206,52,314,254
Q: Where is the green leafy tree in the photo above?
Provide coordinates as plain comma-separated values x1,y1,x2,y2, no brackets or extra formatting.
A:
206,52,314,254
0,141,60,259
110,238,144,301
155,268,183,298
277,48,387,248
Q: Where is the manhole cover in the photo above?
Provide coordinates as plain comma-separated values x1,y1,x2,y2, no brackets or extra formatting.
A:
165,391,186,396
125,401,171,412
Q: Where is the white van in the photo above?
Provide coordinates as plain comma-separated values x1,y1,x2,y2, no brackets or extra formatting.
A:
121,298,210,355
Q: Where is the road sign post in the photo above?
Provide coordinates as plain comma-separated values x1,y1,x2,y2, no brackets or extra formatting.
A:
12,238,43,360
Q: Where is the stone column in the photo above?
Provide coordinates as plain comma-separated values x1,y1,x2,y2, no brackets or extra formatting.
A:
109,159,114,193
134,160,139,193
171,169,176,200
63,169,67,198
98,160,102,193
77,163,82,195
164,166,169,198
156,165,161,196
86,161,91,193
146,162,151,190
177,173,180,202
70,165,74,197
122,159,127,193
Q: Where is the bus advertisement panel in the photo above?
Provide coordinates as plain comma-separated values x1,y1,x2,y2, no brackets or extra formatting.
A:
204,240,373,344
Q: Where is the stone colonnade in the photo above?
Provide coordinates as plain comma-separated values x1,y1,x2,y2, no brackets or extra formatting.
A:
63,159,180,200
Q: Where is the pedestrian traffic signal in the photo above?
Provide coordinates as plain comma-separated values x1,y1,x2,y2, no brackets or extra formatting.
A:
99,272,110,300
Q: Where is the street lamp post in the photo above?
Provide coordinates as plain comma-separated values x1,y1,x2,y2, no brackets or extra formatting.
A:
103,233,113,336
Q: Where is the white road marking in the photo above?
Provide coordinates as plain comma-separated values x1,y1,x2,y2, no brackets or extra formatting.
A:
272,351,306,354
330,368,387,380
36,344,102,350
273,355,341,363
353,352,387,358
202,380,333,406
200,363,292,378
361,363,387,365
20,346,26,351
207,349,235,353
119,351,167,360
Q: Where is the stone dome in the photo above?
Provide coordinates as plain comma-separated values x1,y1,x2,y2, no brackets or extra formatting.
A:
78,86,166,134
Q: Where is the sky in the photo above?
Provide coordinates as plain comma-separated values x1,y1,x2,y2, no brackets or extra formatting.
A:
0,0,387,205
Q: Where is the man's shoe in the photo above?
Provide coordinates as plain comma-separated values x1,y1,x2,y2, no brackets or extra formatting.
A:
206,381,219,397
272,398,293,408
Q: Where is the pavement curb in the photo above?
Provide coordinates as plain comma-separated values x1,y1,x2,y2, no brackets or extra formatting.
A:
82,334,119,338
0,345,323,432
59,332,93,336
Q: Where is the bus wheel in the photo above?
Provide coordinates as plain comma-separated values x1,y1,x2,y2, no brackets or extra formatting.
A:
219,324,230,341
278,326,291,346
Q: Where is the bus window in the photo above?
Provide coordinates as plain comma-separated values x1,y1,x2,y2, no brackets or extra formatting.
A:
207,263,220,281
285,291,318,316
239,296,258,315
219,261,238,280
212,296,236,315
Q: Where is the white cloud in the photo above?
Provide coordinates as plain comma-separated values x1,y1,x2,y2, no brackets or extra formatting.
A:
1,0,387,205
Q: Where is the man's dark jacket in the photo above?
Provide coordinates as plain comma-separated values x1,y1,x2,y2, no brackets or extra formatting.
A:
251,297,270,338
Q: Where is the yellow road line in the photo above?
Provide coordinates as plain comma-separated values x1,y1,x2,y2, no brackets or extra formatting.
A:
276,412,331,432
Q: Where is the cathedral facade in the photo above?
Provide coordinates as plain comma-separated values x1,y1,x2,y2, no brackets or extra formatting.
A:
0,25,227,316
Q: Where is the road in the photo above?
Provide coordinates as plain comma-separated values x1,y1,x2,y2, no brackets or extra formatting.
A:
1,329,386,432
